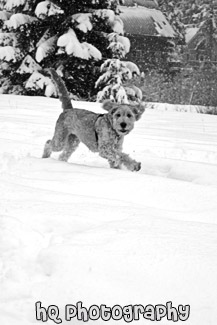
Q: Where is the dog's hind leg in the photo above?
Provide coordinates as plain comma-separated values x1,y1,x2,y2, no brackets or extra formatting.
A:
42,120,68,158
42,136,66,158
42,139,52,158
59,134,80,162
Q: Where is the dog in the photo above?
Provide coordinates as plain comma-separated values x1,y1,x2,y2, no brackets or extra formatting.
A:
42,69,145,171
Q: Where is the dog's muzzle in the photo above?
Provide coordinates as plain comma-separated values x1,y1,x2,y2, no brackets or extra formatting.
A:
118,122,130,134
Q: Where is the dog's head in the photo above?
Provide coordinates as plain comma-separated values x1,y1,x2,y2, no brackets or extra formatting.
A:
102,100,145,136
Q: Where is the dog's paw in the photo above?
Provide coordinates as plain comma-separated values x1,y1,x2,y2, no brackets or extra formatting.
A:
131,161,141,172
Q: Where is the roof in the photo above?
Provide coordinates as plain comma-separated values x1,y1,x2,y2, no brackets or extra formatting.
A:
123,0,159,9
119,6,176,38
185,20,213,45
185,27,199,44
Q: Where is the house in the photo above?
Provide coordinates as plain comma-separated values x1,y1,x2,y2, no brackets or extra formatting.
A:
184,0,217,66
185,21,217,66
119,2,177,71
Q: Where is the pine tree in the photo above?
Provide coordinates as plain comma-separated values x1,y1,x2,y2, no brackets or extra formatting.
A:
156,0,185,74
177,0,214,26
0,0,137,100
95,58,142,103
157,0,185,43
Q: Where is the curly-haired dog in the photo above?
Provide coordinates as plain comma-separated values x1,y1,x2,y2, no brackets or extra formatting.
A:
42,69,145,171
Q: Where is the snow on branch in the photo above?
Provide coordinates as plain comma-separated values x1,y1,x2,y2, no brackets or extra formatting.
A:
35,1,63,20
107,32,130,54
57,28,102,60
0,32,17,46
71,13,93,33
94,9,115,24
125,85,143,101
16,55,42,74
36,35,57,62
25,71,57,97
124,61,140,76
5,0,26,11
4,13,38,30
100,58,126,73
107,41,126,58
0,2,6,10
0,11,12,22
36,29,50,47
97,83,128,103
81,42,102,60
0,45,23,61
96,58,141,103
111,16,124,35
57,28,84,57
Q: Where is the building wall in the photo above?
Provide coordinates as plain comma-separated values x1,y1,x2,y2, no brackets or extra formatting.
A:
124,34,172,71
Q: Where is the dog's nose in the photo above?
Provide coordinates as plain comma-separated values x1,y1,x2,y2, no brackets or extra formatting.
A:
120,122,127,129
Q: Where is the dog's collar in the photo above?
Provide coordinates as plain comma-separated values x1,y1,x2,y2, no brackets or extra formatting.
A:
94,113,122,145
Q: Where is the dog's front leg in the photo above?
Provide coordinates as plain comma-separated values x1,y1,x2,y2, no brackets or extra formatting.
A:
99,145,121,168
99,144,141,172
119,152,141,171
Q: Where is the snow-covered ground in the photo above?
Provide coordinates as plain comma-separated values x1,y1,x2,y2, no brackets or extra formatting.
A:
0,94,217,325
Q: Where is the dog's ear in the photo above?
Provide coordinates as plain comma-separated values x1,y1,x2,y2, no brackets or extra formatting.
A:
131,102,146,121
102,100,119,115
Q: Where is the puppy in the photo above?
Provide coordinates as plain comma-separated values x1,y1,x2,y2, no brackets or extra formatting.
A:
42,69,145,171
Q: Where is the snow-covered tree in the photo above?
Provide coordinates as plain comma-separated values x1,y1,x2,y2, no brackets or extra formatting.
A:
0,0,135,99
175,0,216,26
158,0,185,43
156,0,185,73
96,58,142,103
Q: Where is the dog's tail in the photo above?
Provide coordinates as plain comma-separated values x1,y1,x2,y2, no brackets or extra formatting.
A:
49,68,73,111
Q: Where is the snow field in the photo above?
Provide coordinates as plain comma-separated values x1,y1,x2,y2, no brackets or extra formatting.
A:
0,95,217,325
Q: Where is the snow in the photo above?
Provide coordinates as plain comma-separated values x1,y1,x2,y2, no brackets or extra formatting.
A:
72,13,93,33
16,55,42,74
107,41,126,58
36,29,52,48
57,28,102,60
35,1,63,19
94,9,115,24
0,94,217,325
0,32,17,46
35,36,58,63
57,28,84,57
25,72,57,97
81,42,102,60
124,61,140,76
0,10,12,21
116,35,131,54
0,45,23,61
4,13,38,30
125,85,143,101
111,17,124,35
96,59,140,102
4,0,26,11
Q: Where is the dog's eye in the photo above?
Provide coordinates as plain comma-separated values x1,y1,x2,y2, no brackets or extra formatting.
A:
127,113,132,118
116,113,121,118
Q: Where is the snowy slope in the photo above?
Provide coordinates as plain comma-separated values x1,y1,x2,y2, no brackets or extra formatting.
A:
0,94,217,325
